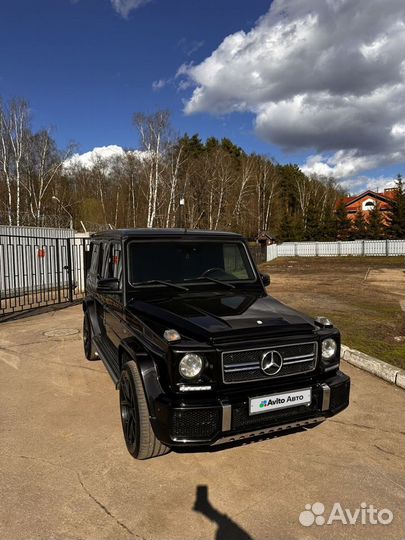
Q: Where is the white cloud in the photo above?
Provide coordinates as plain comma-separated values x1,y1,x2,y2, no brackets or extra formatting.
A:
64,145,125,169
179,0,405,179
301,148,403,179
338,175,397,195
110,0,149,18
64,145,148,170
177,38,204,57
152,79,167,91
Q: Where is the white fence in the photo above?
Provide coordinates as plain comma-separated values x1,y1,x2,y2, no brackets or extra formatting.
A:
267,240,405,261
0,225,74,238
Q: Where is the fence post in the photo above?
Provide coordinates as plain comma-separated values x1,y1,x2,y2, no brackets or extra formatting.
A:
55,238,61,304
83,240,89,294
66,238,74,303
362,240,365,256
385,239,389,256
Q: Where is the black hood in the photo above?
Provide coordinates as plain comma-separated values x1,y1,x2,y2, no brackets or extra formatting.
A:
127,291,316,341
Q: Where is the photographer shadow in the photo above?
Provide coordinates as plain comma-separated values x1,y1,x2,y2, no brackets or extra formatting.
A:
193,485,252,540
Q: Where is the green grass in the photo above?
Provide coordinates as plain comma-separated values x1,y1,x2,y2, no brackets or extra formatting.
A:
259,256,405,368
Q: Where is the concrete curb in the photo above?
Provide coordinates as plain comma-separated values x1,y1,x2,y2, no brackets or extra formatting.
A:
341,344,405,389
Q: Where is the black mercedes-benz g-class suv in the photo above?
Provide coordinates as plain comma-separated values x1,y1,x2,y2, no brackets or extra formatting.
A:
83,229,350,459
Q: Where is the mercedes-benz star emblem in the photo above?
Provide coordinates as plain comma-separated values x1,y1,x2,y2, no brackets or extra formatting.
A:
261,350,283,376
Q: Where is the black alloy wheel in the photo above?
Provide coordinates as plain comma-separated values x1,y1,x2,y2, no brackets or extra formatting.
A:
119,358,170,460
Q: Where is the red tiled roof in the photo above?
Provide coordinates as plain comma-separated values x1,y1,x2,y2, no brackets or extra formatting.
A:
342,189,397,206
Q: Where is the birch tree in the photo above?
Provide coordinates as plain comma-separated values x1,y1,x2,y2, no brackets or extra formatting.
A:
133,111,171,228
255,156,279,233
0,98,29,225
234,154,254,227
165,144,183,227
23,130,68,224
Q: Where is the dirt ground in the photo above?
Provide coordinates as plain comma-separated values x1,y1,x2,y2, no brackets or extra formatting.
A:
260,257,405,369
0,305,404,540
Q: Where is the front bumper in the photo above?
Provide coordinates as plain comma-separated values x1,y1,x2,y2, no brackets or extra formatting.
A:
152,370,350,447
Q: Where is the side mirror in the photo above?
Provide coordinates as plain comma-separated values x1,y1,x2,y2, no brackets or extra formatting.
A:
260,273,270,287
96,277,120,293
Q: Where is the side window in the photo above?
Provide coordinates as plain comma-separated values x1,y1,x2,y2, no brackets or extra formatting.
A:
223,244,250,279
105,242,122,282
97,242,106,277
89,243,98,274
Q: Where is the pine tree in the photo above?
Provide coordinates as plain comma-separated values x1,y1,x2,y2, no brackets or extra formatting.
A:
335,200,352,240
367,203,385,239
319,213,337,240
279,211,304,241
304,200,321,240
352,208,368,239
220,137,243,159
387,174,405,239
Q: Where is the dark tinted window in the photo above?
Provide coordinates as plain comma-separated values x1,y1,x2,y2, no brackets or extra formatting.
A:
128,242,254,284
97,243,105,277
105,242,122,281
89,243,98,274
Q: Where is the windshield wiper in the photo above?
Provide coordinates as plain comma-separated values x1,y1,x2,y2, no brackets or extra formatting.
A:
131,279,189,291
184,276,235,289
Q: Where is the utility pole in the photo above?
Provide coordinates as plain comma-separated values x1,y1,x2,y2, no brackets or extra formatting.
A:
179,196,185,229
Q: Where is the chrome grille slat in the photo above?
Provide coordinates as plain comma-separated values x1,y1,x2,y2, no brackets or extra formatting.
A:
283,353,314,361
221,341,318,384
224,361,261,369
224,365,261,372
283,357,314,365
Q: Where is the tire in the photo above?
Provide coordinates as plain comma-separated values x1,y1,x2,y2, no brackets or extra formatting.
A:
83,312,98,361
119,358,170,460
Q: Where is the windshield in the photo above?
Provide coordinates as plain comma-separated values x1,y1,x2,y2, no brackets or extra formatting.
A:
128,241,256,285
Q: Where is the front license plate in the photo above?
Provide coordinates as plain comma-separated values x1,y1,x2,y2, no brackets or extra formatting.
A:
249,388,312,415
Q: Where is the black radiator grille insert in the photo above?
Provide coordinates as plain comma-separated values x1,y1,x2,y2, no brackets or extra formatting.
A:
222,342,317,383
170,408,221,440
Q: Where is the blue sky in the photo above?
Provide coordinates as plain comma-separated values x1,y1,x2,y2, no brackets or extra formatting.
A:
0,0,270,151
1,0,403,192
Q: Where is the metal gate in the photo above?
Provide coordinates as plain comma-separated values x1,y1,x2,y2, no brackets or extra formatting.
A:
0,233,89,319
249,244,267,265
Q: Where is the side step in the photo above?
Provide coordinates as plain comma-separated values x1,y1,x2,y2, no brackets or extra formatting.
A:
93,336,120,385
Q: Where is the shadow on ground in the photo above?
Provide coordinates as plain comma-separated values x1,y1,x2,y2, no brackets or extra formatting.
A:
193,485,252,540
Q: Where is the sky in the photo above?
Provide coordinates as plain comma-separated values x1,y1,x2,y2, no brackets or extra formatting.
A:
1,0,404,194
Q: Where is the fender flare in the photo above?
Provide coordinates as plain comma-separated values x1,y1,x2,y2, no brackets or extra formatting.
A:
118,341,165,418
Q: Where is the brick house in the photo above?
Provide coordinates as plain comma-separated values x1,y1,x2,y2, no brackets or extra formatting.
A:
342,188,397,224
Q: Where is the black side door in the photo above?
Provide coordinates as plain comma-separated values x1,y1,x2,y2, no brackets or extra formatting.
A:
85,240,109,340
103,241,124,350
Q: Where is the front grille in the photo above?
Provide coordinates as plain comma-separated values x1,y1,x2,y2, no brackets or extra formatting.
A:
170,408,221,440
222,342,317,384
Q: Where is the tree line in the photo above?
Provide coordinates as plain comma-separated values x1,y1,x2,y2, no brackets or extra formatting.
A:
0,97,403,240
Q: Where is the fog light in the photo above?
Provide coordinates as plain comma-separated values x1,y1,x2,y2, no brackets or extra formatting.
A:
179,353,203,379
322,338,337,360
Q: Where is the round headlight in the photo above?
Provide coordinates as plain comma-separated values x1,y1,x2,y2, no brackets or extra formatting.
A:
179,353,203,379
322,338,337,360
